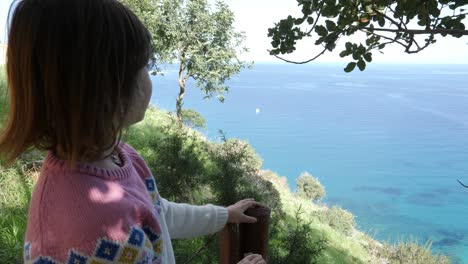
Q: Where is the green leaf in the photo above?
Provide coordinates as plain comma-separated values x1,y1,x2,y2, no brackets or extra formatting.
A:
326,42,337,51
377,15,385,27
357,44,366,55
325,20,337,31
315,36,326,45
352,52,360,60
428,1,441,17
363,53,372,62
322,4,339,17
357,59,366,71
339,50,350,58
294,18,305,25
344,62,357,73
315,25,328,37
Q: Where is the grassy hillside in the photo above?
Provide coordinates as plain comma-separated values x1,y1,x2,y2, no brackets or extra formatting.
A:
0,102,452,263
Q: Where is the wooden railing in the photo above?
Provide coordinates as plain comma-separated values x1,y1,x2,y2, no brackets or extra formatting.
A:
219,206,271,264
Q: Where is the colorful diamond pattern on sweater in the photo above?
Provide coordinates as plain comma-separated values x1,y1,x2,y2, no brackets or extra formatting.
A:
128,227,145,247
33,256,59,264
94,239,120,261
144,178,157,198
143,177,163,215
25,226,160,264
142,226,160,243
144,236,153,250
142,225,163,262
156,196,161,206
24,242,31,261
117,246,139,263
144,178,156,192
66,251,87,264
153,240,163,254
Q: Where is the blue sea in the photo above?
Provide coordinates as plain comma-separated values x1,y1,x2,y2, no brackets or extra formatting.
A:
150,63,468,263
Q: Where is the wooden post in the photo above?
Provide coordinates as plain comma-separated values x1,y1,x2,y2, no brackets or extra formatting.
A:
219,224,239,264
219,206,271,264
239,206,271,259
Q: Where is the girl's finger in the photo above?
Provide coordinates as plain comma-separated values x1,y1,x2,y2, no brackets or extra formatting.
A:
239,198,254,204
241,201,259,210
241,215,257,223
246,254,261,260
251,255,264,263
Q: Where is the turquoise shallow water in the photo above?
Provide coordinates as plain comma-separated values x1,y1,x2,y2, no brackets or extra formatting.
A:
150,63,468,263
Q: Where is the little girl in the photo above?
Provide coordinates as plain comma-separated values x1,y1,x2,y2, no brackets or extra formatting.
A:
0,0,266,263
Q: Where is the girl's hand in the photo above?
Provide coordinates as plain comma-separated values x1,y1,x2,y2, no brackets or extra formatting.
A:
226,198,260,224
237,254,266,264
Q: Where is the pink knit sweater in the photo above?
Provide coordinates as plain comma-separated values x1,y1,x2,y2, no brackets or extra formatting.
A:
24,142,228,264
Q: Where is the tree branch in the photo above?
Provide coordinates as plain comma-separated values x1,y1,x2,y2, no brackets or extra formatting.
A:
405,33,415,53
358,27,468,35
406,34,434,54
268,47,328,64
183,70,191,83
376,9,404,30
358,29,407,48
387,5,408,30
359,26,435,54
306,2,325,35
182,234,217,264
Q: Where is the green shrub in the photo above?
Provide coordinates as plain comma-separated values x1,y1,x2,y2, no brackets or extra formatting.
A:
315,206,355,236
172,236,218,264
185,135,286,264
125,108,210,203
269,207,327,264
0,65,8,125
127,112,285,263
381,239,451,264
182,109,206,129
296,172,325,202
206,136,263,206
0,163,36,264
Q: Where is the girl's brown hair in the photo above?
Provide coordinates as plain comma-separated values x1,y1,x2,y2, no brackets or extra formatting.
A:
0,0,152,165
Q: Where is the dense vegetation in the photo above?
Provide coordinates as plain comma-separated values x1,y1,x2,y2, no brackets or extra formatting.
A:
0,67,453,262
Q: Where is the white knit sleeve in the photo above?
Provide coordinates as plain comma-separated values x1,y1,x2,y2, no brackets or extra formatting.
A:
160,198,229,239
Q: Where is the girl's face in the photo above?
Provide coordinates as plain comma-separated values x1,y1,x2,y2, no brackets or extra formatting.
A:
123,68,152,126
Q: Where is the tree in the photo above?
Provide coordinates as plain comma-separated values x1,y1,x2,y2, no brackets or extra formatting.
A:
268,0,468,72
296,172,325,201
181,109,206,129
121,0,250,123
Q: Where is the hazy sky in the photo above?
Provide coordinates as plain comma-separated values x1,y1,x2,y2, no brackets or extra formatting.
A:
0,0,10,45
1,0,467,64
